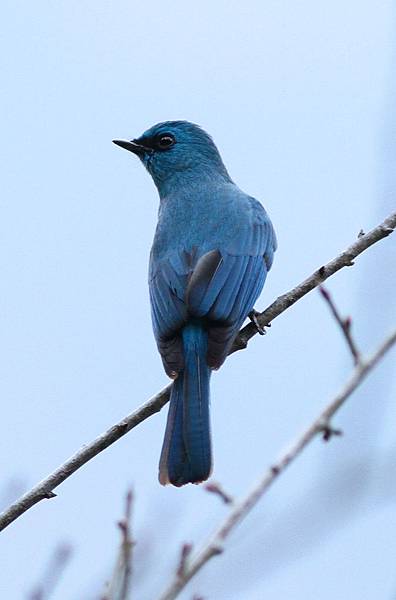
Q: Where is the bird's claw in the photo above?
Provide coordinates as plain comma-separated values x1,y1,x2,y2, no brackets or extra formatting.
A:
248,310,266,335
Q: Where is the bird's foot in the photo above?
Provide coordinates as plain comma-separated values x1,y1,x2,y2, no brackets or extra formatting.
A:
248,310,266,335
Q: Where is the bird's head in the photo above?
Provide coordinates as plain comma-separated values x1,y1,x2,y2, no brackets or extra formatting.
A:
113,121,231,196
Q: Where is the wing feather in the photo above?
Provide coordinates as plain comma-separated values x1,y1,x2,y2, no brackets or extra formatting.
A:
149,196,276,373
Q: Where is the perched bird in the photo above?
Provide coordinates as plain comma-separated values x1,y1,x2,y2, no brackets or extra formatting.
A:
113,121,276,486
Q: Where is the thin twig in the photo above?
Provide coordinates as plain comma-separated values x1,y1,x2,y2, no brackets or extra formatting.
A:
177,544,193,579
319,285,361,365
157,328,396,600
29,543,72,600
102,490,134,600
0,211,394,533
204,482,234,505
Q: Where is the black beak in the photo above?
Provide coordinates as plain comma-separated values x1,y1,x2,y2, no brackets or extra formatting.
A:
112,139,149,156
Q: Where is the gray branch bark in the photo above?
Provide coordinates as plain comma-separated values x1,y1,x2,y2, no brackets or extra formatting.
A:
0,211,394,533
158,328,396,600
102,490,134,600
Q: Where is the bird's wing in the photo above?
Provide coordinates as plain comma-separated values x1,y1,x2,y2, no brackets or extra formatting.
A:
149,250,191,377
186,202,276,367
149,199,276,373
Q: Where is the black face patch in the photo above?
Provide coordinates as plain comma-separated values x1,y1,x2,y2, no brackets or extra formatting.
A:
134,133,176,152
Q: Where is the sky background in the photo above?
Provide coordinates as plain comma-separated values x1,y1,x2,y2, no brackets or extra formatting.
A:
1,1,396,598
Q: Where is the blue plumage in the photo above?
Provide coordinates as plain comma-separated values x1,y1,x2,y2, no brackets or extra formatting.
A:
113,121,276,486
159,323,211,485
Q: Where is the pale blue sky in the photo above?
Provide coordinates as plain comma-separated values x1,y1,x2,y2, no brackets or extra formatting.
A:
1,2,395,598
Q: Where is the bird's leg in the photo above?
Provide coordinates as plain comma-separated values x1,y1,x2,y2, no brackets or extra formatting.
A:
248,309,266,335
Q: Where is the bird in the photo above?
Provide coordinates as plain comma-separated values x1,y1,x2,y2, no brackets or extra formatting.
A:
113,121,276,487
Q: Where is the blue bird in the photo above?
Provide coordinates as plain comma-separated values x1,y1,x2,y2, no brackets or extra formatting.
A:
113,121,276,486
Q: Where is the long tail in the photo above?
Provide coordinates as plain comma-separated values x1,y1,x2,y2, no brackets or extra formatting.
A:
159,323,212,486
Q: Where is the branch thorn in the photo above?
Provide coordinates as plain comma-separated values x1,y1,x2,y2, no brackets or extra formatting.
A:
44,491,57,499
318,420,343,442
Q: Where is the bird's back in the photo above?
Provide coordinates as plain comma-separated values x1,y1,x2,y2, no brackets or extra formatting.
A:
150,181,274,263
149,181,276,374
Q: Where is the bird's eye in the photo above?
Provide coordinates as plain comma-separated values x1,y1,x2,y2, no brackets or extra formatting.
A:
156,134,175,150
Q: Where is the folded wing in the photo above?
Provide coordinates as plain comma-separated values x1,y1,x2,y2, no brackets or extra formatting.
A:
149,200,276,374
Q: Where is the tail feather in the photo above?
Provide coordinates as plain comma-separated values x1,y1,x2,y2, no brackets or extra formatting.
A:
159,323,211,486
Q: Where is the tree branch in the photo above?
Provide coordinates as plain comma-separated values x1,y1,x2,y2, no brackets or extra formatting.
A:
319,285,361,365
0,386,171,532
0,211,394,533
102,490,134,600
28,543,72,600
157,328,396,600
231,211,396,352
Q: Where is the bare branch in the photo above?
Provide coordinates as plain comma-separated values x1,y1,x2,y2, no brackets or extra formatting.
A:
0,211,394,533
319,285,361,365
231,211,396,352
28,543,72,600
0,386,170,532
157,328,396,600
177,544,193,579
102,490,134,600
204,482,234,505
